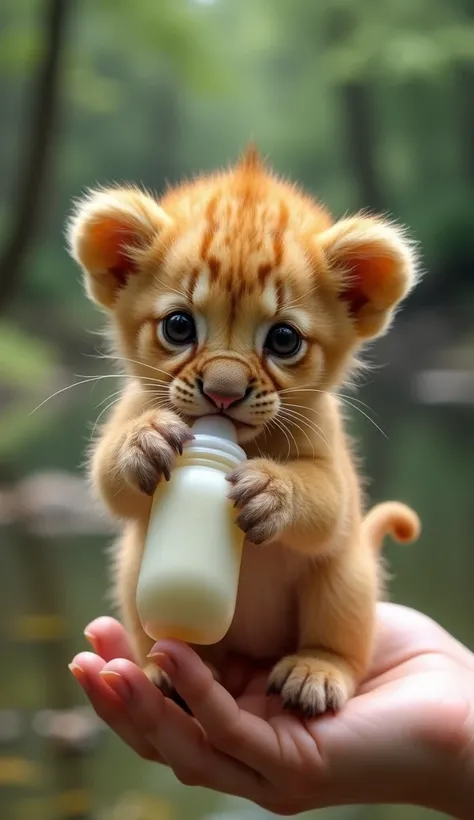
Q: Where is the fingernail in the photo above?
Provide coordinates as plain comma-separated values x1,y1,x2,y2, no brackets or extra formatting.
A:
83,629,98,652
99,670,132,702
146,650,176,677
69,662,91,691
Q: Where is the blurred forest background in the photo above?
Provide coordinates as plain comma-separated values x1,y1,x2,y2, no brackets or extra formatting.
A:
1,0,474,818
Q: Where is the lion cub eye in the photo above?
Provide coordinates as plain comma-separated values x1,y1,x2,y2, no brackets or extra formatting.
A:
264,323,302,358
161,311,197,346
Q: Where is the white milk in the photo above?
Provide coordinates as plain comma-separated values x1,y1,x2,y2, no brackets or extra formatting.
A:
136,415,247,644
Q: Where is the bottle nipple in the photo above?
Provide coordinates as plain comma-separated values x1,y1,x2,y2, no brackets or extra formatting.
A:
183,415,246,467
190,415,238,443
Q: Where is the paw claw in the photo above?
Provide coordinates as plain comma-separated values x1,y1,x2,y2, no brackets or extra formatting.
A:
244,528,266,546
138,474,158,496
144,663,192,714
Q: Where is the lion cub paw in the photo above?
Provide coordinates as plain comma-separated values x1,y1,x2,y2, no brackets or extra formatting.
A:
226,459,294,545
119,410,193,496
267,652,356,718
143,663,191,714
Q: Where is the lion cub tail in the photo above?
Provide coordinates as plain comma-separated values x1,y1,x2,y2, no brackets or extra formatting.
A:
363,501,421,552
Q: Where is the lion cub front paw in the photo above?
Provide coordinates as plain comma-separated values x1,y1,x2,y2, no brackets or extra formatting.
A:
119,410,193,495
267,652,356,718
143,663,191,714
226,459,294,544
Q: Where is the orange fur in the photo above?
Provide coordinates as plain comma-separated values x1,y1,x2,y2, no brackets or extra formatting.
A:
67,147,421,716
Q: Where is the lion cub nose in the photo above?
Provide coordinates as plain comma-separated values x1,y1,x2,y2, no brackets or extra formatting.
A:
199,359,250,410
203,390,244,410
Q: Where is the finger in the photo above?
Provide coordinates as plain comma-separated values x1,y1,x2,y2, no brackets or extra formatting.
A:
100,658,265,800
148,641,284,780
69,652,162,762
83,616,136,663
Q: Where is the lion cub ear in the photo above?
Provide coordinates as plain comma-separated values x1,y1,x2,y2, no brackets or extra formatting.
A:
319,215,420,339
67,186,173,309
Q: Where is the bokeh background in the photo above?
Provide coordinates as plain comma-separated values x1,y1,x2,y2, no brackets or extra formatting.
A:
1,0,474,818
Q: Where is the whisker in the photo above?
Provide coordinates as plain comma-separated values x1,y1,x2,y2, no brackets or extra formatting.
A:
91,395,126,437
269,415,299,461
337,397,388,439
278,416,300,460
335,394,379,414
153,273,188,301
91,385,170,436
281,282,320,310
100,394,172,435
95,387,126,409
256,425,272,458
279,410,316,458
254,438,271,459
280,403,332,448
279,406,330,446
140,396,173,415
85,352,174,381
278,382,321,394
30,374,130,414
281,402,324,415
265,417,292,461
32,365,174,419
279,408,326,455
279,385,375,411
93,381,169,411
134,381,171,393
282,396,384,445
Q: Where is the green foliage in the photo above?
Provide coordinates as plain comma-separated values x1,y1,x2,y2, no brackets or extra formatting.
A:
0,322,58,456
0,321,55,386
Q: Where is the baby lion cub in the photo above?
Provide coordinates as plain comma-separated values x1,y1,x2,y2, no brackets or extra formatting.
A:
68,147,420,717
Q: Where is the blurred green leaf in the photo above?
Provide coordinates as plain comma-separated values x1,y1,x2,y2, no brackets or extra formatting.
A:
0,23,43,73
0,321,56,387
66,65,123,114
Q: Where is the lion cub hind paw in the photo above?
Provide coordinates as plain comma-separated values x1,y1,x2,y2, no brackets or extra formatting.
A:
267,653,355,718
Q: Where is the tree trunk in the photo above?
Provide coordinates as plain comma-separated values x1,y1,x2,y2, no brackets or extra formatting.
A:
456,67,474,185
0,0,71,313
147,76,181,194
339,81,385,212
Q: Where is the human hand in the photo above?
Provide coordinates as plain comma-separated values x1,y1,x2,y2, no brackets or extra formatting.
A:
70,603,474,817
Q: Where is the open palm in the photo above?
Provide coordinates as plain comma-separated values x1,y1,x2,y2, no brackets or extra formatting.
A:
71,603,474,815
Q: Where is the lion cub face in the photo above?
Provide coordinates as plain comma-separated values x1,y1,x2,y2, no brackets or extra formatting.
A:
68,149,418,442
